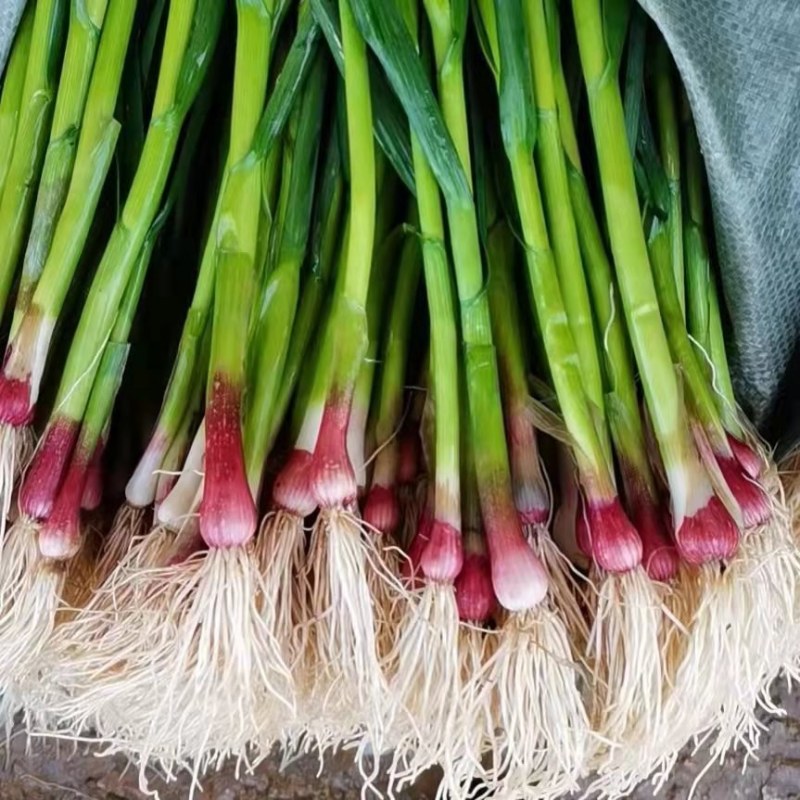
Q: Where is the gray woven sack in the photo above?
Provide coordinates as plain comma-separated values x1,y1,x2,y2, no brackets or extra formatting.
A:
639,0,800,446
0,0,26,79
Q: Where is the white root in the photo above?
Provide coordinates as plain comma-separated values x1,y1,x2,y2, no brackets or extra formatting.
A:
483,605,591,799
251,510,308,747
299,509,395,759
0,423,35,552
93,503,150,587
32,526,178,739
529,526,591,653
586,568,671,796
385,584,461,791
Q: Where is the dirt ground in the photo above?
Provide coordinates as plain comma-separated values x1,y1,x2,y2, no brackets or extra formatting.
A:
1,681,799,799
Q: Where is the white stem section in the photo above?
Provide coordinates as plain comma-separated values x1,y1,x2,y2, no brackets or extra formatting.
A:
156,422,205,530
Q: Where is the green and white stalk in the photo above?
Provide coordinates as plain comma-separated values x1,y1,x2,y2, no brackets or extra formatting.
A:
200,0,276,550
0,0,136,428
243,50,325,501
0,0,66,316
423,0,546,610
270,124,345,439
281,0,377,512
14,0,112,328
571,0,738,564
485,217,549,527
550,0,677,581
481,0,639,574
524,0,610,466
18,0,223,523
39,217,153,562
346,189,406,495
363,221,422,536
0,6,33,199
653,38,684,319
682,108,751,455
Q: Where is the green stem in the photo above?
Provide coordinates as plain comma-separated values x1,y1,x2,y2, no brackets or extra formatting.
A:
0,0,66,315
422,0,511,504
50,0,221,426
273,128,345,436
647,219,728,452
0,6,33,198
551,7,657,498
364,225,421,490
525,0,610,463
482,0,614,498
243,52,325,495
14,0,111,329
681,108,741,435
571,0,701,495
25,0,135,327
325,0,374,399
653,38,684,318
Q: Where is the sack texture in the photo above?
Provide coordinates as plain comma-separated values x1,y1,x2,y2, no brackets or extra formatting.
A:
639,0,800,437
0,0,26,79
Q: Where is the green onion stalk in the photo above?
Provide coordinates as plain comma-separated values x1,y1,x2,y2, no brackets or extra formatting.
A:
682,106,761,477
198,3,281,551
345,173,405,498
272,2,378,512
652,39,684,321
0,0,66,318
269,124,344,442
17,0,223,531
485,216,592,641
418,0,593,794
13,0,112,331
647,52,769,532
570,0,739,565
550,0,678,582
362,227,422,538
268,0,398,754
526,0,611,472
0,6,33,199
420,0,546,616
485,218,549,529
243,59,326,508
0,0,136,530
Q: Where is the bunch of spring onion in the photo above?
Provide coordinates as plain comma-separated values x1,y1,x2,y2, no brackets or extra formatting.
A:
0,0,795,797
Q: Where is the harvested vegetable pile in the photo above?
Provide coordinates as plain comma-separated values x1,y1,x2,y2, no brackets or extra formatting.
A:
0,0,798,798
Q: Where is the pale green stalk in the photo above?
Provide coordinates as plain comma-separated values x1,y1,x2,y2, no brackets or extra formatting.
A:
300,0,375,424
49,0,222,428
479,0,615,498
0,0,66,315
0,7,33,198
422,0,518,525
653,38,684,318
524,0,610,464
550,0,657,498
243,52,325,496
571,0,705,505
15,0,112,327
